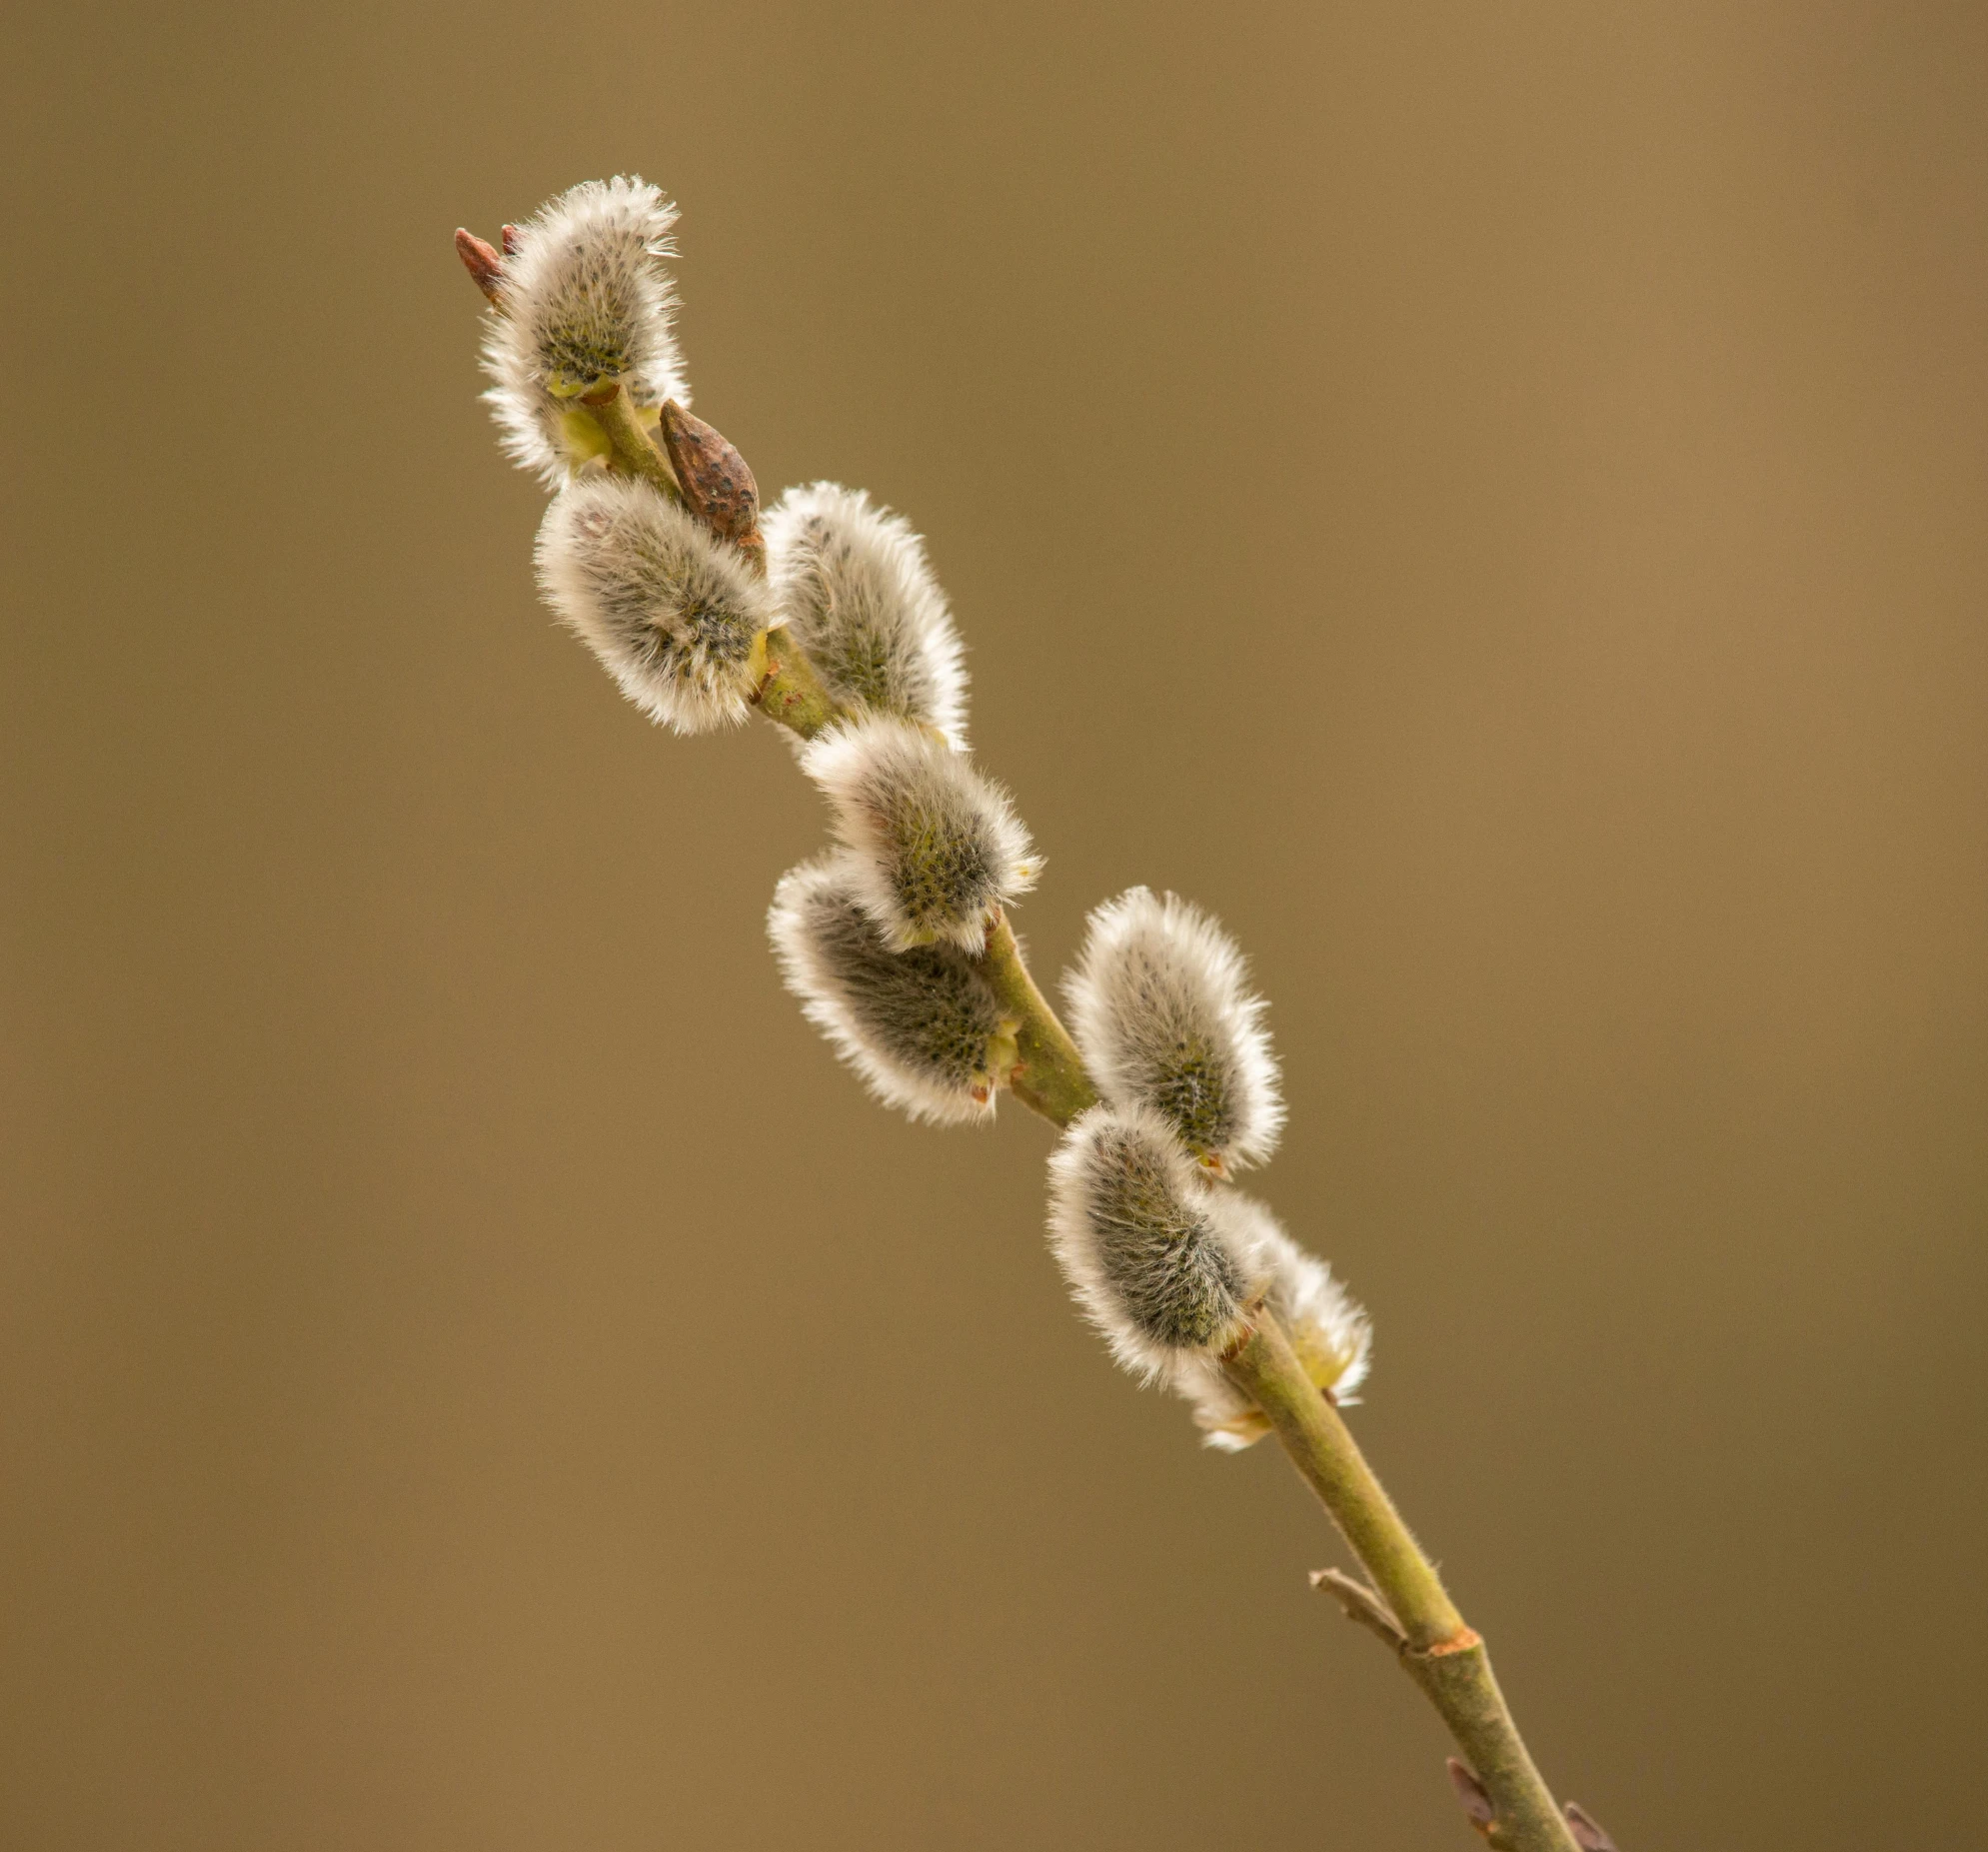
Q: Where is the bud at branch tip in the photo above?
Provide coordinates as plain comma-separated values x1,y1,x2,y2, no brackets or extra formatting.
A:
455,228,504,305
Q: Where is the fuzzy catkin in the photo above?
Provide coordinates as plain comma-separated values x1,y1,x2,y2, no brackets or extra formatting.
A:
536,475,775,735
1064,888,1284,1170
769,856,1016,1125
1172,1200,1371,1450
763,483,969,748
481,176,690,486
801,718,1038,952
1046,1104,1261,1381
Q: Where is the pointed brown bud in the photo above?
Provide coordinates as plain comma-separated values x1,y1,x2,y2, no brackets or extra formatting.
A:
1563,1802,1618,1852
500,223,522,256
658,400,763,560
454,228,504,306
1446,1760,1497,1839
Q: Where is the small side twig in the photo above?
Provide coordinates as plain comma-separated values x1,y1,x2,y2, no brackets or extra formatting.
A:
1449,1758,1499,1841
1563,1801,1619,1852
1309,1566,1407,1653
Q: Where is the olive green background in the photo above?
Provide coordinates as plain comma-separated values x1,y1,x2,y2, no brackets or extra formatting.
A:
4,4,1984,1847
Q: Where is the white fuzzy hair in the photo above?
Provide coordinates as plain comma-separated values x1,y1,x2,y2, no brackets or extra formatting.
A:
1063,887,1284,1171
536,474,775,735
763,483,970,748
800,717,1038,952
768,855,1014,1126
1173,1198,1372,1451
1045,1103,1265,1383
481,176,691,487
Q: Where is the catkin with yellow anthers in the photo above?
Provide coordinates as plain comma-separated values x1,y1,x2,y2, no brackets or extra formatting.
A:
481,176,690,486
536,475,775,735
1063,887,1284,1172
1046,1104,1263,1382
1172,1199,1372,1450
801,717,1039,953
769,856,1018,1125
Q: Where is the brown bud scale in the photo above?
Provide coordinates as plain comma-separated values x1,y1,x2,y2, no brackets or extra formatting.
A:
659,401,762,553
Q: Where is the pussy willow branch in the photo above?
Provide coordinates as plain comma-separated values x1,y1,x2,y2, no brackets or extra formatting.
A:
552,379,1587,1852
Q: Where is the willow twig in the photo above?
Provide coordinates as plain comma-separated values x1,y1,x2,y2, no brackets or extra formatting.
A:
1310,1565,1408,1652
1226,1314,1579,1852
464,228,1598,1846
970,910,1096,1126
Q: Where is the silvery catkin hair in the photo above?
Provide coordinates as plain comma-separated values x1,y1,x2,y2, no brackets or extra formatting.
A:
1171,1198,1371,1450
1045,1103,1263,1381
536,474,775,735
1064,886,1284,1171
763,482,970,748
480,176,691,486
802,716,1038,952
769,855,1017,1124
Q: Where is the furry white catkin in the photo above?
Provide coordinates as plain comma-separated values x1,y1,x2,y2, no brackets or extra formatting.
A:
482,176,690,486
769,855,1017,1124
536,475,775,734
1064,887,1284,1171
764,483,970,748
801,717,1038,951
1046,1103,1263,1380
1172,1200,1372,1450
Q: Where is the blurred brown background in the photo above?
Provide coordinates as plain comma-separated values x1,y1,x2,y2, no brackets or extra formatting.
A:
4,2,1984,1846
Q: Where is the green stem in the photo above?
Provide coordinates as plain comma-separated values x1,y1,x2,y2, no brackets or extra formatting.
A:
971,910,1097,1127
1223,1316,1579,1852
751,627,844,741
577,385,684,503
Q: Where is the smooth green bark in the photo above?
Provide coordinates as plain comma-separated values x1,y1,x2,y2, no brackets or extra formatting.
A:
1224,1316,1579,1852
752,627,843,740
969,911,1097,1127
575,384,684,503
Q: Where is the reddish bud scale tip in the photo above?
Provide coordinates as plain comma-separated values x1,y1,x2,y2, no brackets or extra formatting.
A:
1445,1760,1497,1832
454,228,505,305
1563,1803,1618,1852
659,401,761,549
500,224,522,255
